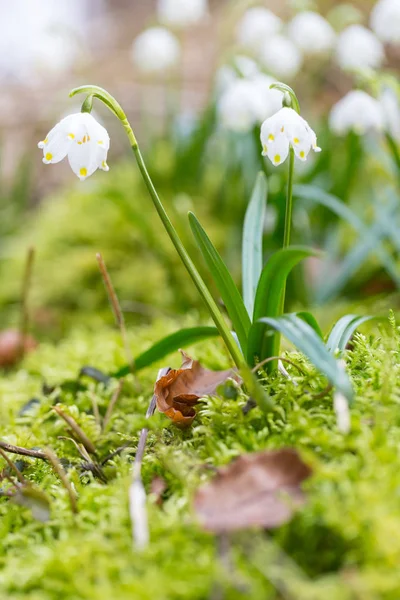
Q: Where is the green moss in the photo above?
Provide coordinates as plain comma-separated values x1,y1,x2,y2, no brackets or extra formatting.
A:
0,314,400,599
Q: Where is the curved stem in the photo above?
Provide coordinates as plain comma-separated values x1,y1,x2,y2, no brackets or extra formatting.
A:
70,85,244,369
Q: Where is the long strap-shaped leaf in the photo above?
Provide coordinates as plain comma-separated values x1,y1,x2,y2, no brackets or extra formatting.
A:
242,172,267,317
189,212,251,355
112,326,220,377
295,185,400,295
326,315,372,355
247,246,320,365
257,314,354,402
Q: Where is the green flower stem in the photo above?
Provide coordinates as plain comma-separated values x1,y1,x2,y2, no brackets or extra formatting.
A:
386,133,400,185
275,148,295,359
283,148,295,250
70,85,244,369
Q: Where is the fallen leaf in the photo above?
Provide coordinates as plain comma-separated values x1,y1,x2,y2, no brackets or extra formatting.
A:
194,448,312,533
154,351,241,427
0,329,37,367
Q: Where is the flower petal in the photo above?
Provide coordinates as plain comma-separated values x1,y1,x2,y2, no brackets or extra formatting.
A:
67,142,99,181
265,133,290,166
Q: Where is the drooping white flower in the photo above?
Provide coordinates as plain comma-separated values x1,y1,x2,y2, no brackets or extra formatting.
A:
237,8,282,53
157,0,208,28
38,112,110,180
218,75,282,133
380,86,400,141
260,107,321,166
335,25,385,71
131,27,180,74
288,11,336,56
259,35,303,79
329,90,384,135
371,0,400,44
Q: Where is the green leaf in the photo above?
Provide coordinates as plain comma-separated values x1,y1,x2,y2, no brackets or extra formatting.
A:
296,311,324,339
295,185,400,300
242,172,267,317
326,315,373,355
247,246,320,365
257,314,354,402
189,211,251,354
112,327,220,378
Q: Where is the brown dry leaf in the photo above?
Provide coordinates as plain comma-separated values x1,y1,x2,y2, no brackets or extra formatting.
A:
154,351,241,427
0,329,37,367
194,448,312,533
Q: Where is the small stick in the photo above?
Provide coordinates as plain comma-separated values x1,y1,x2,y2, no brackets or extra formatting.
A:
53,406,97,455
252,356,306,375
44,448,78,514
0,440,47,460
130,367,170,549
96,253,134,369
0,448,26,484
90,393,101,429
102,379,124,432
19,246,35,356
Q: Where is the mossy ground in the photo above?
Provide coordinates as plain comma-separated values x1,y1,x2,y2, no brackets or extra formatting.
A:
1,312,400,600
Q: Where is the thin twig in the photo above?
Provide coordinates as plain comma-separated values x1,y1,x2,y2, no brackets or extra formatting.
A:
0,448,26,484
44,448,78,514
90,394,101,429
102,379,124,432
19,246,35,356
0,440,47,460
96,253,134,369
53,406,97,455
252,356,306,375
130,367,170,550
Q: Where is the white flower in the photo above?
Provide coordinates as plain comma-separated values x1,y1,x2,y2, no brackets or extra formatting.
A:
38,112,110,180
260,107,321,166
371,0,400,44
157,0,208,28
259,35,303,79
131,27,180,74
237,8,282,53
288,11,336,56
335,25,385,71
218,75,282,133
329,90,384,135
380,86,400,141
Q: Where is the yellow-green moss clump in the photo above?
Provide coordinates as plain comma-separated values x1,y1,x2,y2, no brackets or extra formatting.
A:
1,314,400,599
0,162,224,336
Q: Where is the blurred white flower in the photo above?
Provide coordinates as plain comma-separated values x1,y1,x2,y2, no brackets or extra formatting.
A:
288,11,336,55
371,0,400,44
33,30,79,75
215,56,260,93
38,113,110,180
329,90,384,135
237,8,282,53
380,86,400,141
260,107,321,166
131,27,180,74
218,75,282,133
157,0,208,28
335,25,385,71
259,35,303,79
